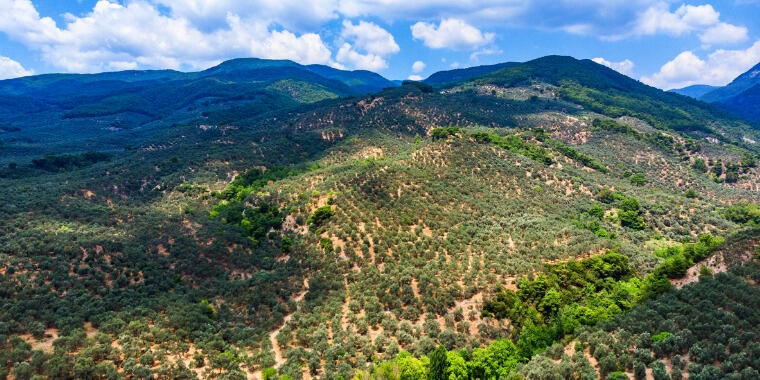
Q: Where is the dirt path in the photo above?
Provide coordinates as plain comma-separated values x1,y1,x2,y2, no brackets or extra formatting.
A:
270,278,309,367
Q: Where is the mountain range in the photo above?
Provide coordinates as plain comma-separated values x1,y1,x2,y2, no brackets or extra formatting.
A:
0,55,759,380
670,62,760,123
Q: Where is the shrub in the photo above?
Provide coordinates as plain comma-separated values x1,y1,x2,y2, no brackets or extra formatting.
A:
691,158,707,173
308,206,335,226
723,202,760,225
431,127,461,140
629,173,646,186
597,189,617,204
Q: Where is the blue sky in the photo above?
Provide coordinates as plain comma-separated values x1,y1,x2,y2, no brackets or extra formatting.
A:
0,0,759,89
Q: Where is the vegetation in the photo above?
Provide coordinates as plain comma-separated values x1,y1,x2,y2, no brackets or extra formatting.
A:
0,54,758,379
31,152,111,172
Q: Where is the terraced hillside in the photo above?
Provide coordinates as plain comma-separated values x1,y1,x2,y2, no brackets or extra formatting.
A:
0,56,759,379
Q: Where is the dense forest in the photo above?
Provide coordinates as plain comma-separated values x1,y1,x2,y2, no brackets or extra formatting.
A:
0,56,759,379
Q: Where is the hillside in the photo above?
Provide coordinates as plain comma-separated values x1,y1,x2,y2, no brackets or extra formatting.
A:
0,58,396,166
715,83,760,123
699,62,760,123
0,55,759,379
701,62,760,103
423,62,518,85
669,84,717,99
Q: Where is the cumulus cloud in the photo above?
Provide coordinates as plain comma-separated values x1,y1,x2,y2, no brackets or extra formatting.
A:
591,57,635,76
340,0,745,42
600,2,749,44
335,20,399,71
336,43,386,71
411,18,494,50
407,74,423,81
341,20,399,56
411,60,425,73
632,4,719,36
0,0,333,72
699,23,748,45
641,40,760,89
0,56,34,79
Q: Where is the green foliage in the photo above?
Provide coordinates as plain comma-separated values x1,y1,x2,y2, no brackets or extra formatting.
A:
428,345,448,380
692,158,708,173
629,173,646,186
31,152,110,172
401,80,434,93
651,234,723,279
484,252,639,341
724,202,760,225
471,131,553,165
619,197,645,230
468,339,520,379
1,53,758,380
308,205,335,227
651,331,672,343
591,118,640,137
532,128,607,172
597,189,618,204
430,127,461,140
319,237,334,253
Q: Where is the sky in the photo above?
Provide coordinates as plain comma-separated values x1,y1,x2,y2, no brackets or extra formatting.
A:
0,0,759,90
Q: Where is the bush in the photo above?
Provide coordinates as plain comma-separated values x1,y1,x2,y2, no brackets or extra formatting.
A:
308,206,335,226
629,173,646,186
431,127,461,140
597,189,617,204
692,158,707,173
723,202,760,225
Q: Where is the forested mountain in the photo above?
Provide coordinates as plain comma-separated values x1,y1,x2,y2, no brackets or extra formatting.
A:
669,84,718,99
695,62,760,123
714,83,760,123
0,55,759,380
701,62,760,103
0,58,396,166
423,62,517,85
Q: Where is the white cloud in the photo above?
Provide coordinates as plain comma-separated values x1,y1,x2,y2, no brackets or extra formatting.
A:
411,18,494,50
335,20,398,71
407,74,423,81
470,47,502,62
641,40,760,89
150,0,339,32
411,60,425,73
595,2,750,46
340,0,740,41
632,4,717,37
699,23,748,45
341,20,399,56
591,57,635,76
0,56,34,79
335,43,387,71
0,0,333,72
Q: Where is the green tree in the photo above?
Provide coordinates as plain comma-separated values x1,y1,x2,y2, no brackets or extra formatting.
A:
446,351,468,380
308,206,334,227
428,345,448,380
691,158,707,173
